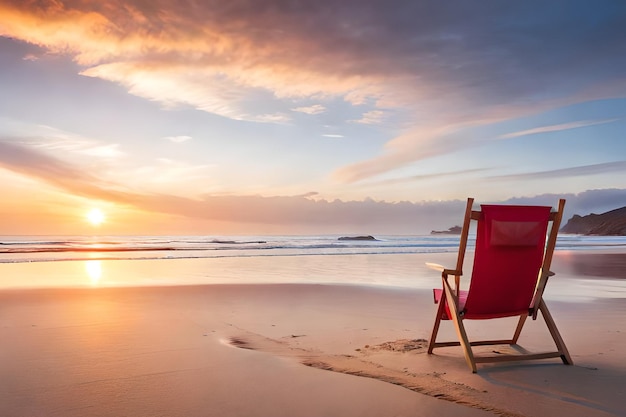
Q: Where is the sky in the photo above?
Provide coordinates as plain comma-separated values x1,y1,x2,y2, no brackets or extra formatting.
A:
1,0,625,235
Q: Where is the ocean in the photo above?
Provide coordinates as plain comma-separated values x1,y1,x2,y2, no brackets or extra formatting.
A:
2,234,625,263
1,235,625,297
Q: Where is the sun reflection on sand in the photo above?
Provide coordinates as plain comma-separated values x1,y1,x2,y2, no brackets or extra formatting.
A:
85,260,102,286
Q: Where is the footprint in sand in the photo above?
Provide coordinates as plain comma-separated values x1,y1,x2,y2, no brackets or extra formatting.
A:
226,332,524,417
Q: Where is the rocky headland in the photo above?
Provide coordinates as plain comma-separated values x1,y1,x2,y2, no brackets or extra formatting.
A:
560,206,626,235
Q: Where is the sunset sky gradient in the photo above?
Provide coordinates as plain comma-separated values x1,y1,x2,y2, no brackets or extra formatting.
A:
1,0,625,235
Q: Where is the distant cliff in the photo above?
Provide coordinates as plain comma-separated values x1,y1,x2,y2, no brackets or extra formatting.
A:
560,206,626,235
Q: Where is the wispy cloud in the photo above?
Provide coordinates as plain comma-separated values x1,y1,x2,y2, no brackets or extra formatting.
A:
350,110,386,125
80,144,124,158
364,168,491,187
0,139,131,202
292,104,326,115
333,124,462,182
255,113,291,124
123,158,219,194
499,119,620,139
492,161,626,181
6,124,126,159
163,135,192,143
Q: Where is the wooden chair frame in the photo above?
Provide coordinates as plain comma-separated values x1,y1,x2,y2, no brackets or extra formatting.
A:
427,198,573,373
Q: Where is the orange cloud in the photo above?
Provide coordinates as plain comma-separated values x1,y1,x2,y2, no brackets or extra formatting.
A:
0,1,388,122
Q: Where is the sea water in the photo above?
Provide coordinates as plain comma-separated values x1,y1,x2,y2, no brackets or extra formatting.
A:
0,235,625,297
1,234,624,263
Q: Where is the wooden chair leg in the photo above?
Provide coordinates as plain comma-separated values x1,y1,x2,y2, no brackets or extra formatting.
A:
539,300,573,365
428,299,445,353
450,313,476,372
512,314,528,344
443,288,477,372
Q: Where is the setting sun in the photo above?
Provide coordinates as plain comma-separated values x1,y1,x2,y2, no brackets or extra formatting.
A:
86,208,105,226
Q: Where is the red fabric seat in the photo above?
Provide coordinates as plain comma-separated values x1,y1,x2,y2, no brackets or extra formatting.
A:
462,204,550,319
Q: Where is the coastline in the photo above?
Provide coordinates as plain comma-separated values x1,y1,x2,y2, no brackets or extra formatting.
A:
1,250,625,416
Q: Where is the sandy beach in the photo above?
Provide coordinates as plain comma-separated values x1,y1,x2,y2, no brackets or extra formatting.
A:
1,251,625,417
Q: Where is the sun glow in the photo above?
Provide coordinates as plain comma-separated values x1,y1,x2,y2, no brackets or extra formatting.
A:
86,208,105,226
85,260,102,285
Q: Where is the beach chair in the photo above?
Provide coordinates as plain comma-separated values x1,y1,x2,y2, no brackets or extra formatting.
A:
427,198,573,373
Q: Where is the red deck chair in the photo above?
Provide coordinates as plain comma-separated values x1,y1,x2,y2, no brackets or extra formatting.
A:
427,198,573,372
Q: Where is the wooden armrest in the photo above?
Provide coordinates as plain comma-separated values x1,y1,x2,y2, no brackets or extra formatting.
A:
426,263,461,275
425,262,445,271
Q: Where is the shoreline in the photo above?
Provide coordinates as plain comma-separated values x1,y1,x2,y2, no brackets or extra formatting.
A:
1,249,625,290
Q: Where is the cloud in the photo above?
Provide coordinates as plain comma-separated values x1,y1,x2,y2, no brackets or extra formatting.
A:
80,62,265,121
292,104,326,115
499,119,620,139
333,124,463,182
500,189,626,222
566,188,626,215
350,110,386,125
255,113,291,124
0,139,132,202
3,124,126,159
77,144,122,158
491,161,626,181
124,158,220,195
363,168,491,187
163,135,192,143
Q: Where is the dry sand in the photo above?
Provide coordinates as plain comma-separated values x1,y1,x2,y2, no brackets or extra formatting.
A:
1,251,625,416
